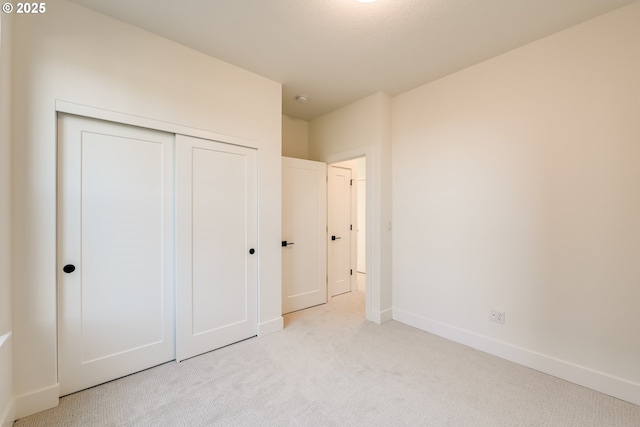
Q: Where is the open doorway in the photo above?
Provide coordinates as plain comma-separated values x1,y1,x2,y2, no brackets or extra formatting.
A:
328,156,366,300
282,153,371,320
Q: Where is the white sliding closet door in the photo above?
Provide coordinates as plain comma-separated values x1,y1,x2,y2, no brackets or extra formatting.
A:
175,135,258,362
58,114,175,396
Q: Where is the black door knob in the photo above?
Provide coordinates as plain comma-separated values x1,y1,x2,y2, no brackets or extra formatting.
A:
331,236,341,241
63,264,76,273
249,248,255,254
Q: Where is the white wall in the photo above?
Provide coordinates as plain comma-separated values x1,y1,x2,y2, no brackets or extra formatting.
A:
0,12,14,427
309,92,392,323
282,115,309,159
392,2,640,405
11,0,282,418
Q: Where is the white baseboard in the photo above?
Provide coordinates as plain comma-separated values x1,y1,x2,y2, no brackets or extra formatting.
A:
0,398,15,427
0,333,14,427
258,317,283,336
15,384,59,419
369,307,393,325
380,308,393,323
393,308,640,407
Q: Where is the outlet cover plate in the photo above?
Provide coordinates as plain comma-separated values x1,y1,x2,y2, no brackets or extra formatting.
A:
490,309,505,324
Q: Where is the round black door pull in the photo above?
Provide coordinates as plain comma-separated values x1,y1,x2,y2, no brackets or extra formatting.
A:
63,264,76,273
249,248,255,254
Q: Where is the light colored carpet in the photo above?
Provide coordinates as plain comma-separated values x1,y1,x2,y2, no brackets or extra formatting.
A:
15,291,640,426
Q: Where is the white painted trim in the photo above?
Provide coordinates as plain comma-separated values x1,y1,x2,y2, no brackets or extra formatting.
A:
370,308,393,325
55,100,259,149
323,146,372,165
0,333,8,348
0,332,13,426
15,384,59,419
56,100,270,370
0,398,15,427
258,317,283,336
393,308,640,406
378,308,393,324
327,161,358,297
323,146,380,324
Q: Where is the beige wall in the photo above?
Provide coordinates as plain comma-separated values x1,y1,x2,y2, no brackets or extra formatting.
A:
11,0,282,418
392,2,640,404
309,92,392,323
0,12,14,427
282,115,309,159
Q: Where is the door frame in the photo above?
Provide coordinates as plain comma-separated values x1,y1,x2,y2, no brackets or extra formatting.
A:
327,161,358,297
54,102,268,360
323,147,377,323
55,101,284,337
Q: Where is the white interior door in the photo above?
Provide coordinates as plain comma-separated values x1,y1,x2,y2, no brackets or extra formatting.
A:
282,157,327,314
328,166,352,296
175,135,258,362
58,114,175,396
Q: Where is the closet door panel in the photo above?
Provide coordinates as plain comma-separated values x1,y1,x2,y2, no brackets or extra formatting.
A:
58,114,175,396
176,135,258,362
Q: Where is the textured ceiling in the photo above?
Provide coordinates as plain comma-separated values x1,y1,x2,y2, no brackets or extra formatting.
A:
70,0,637,121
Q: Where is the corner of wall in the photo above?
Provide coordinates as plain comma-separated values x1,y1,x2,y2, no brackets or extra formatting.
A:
0,398,15,427
258,317,284,337
377,93,393,315
369,308,393,325
0,10,14,427
307,92,394,324
0,333,14,427
14,384,59,420
281,115,309,159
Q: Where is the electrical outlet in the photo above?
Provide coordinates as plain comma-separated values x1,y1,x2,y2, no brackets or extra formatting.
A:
489,309,505,324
